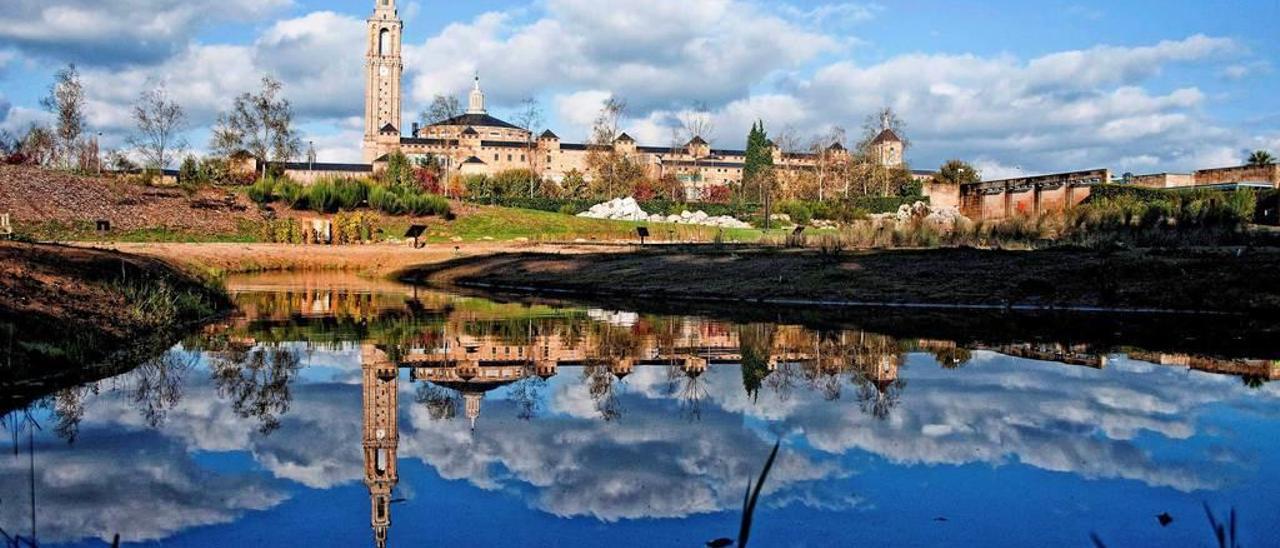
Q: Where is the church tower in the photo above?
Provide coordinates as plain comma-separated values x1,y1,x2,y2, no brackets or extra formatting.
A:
467,74,487,115
868,112,904,168
362,344,400,548
364,0,404,163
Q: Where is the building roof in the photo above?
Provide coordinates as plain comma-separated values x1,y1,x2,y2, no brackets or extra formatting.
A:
539,129,559,140
615,132,635,143
687,136,708,146
380,123,398,134
828,142,846,151
429,112,523,131
460,126,480,137
462,156,486,165
870,128,902,145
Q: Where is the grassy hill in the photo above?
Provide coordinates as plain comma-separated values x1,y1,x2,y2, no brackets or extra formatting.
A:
1,165,765,244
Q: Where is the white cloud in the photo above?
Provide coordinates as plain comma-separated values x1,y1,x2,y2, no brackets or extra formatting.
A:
404,0,839,112
0,0,294,65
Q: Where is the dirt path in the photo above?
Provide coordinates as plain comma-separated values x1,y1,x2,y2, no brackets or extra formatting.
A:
96,241,630,277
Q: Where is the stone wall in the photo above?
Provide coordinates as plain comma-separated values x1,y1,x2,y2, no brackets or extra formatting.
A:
1131,173,1195,189
1195,165,1280,187
959,169,1106,220
922,182,960,209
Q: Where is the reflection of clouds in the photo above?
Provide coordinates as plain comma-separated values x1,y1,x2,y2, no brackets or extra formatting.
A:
714,352,1275,493
402,394,853,522
0,430,285,543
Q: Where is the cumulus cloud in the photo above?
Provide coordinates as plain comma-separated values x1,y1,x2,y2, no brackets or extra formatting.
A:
0,0,294,66
71,10,367,157
0,431,286,543
404,0,838,112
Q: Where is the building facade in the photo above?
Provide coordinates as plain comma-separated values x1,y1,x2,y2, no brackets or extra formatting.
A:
356,0,912,199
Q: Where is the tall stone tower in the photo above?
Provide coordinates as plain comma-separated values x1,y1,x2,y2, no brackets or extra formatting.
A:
361,344,400,548
363,0,404,163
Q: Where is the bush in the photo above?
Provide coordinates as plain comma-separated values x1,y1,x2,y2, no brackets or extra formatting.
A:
247,177,277,204
777,201,814,226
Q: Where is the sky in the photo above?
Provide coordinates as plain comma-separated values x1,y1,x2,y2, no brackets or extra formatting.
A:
0,0,1277,178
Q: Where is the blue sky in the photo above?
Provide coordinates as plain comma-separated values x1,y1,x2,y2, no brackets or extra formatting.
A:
0,0,1277,177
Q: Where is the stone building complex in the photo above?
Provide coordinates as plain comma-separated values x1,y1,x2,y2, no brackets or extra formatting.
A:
352,0,911,199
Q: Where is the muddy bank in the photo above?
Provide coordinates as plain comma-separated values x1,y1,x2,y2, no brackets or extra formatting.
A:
400,246,1280,315
0,242,230,411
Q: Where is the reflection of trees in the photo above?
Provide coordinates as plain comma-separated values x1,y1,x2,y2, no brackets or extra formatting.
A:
1242,375,1268,389
932,347,973,370
130,351,196,428
50,386,93,443
856,377,906,421
739,324,776,400
510,366,546,421
677,367,708,421
416,384,460,421
210,345,302,435
583,364,622,422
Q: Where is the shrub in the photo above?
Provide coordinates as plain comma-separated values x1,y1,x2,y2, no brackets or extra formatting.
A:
247,177,277,204
777,201,814,226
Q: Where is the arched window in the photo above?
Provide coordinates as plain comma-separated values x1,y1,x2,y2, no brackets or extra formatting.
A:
379,29,391,56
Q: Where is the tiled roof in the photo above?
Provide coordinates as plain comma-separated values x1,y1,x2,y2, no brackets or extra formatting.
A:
429,113,523,131
870,128,902,145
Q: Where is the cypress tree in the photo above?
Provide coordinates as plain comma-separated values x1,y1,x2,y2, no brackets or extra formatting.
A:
743,120,773,196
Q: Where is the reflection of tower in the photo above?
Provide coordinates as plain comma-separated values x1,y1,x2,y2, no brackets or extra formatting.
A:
463,391,483,431
362,344,399,548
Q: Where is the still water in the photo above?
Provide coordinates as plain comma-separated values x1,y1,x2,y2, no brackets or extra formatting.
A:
3,273,1280,547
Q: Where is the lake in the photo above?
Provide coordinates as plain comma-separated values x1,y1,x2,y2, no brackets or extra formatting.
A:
3,272,1279,547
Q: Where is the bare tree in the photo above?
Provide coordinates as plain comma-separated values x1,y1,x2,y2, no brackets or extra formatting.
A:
586,96,641,198
422,94,463,174
21,124,56,167
679,103,715,192
422,94,462,125
210,76,302,174
40,64,86,169
512,97,545,197
858,106,910,152
127,84,188,171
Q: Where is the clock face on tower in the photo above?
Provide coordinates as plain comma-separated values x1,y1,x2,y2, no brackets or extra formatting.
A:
379,66,389,77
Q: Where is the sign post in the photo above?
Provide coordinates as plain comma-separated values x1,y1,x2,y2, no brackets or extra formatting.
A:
636,226,650,246
404,225,428,249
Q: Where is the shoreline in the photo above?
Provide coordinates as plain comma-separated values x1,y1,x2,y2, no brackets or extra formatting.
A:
398,246,1280,316
0,242,231,411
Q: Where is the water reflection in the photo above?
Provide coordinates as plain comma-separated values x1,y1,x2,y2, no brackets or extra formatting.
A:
2,274,1279,547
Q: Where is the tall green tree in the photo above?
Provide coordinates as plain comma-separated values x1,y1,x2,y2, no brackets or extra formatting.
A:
1247,150,1275,167
743,120,774,191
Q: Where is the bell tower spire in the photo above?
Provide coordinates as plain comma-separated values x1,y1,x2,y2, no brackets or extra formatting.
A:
363,0,404,163
467,72,487,115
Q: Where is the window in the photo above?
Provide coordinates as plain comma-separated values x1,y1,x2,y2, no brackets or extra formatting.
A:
378,29,391,56
494,154,499,161
508,154,513,162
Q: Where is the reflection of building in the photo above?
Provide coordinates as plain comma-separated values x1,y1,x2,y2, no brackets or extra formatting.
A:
361,345,399,548
1130,353,1280,380
976,342,1108,369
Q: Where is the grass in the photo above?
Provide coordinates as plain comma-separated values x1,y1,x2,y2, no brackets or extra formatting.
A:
429,206,770,243
18,220,263,243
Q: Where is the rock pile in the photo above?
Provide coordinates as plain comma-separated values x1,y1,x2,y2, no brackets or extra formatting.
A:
578,197,752,229
870,201,966,230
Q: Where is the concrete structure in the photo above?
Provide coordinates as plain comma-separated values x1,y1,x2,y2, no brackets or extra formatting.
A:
362,0,404,163
956,169,1108,221
1129,164,1279,190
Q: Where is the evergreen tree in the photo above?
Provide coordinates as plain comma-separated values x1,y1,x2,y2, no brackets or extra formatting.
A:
743,120,773,191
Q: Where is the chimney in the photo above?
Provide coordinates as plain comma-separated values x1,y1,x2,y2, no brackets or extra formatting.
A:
411,122,420,137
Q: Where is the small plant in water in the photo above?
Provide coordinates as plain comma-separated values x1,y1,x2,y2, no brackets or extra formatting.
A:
707,440,780,548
